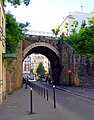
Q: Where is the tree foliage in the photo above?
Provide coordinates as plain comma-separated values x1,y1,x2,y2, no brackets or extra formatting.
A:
32,63,45,77
88,16,94,25
6,12,29,53
64,22,68,28
36,62,45,77
32,66,38,75
3,0,30,7
61,16,94,63
63,22,68,35
71,20,78,34
52,25,60,37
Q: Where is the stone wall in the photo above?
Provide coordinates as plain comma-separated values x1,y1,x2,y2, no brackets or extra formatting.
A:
60,42,75,85
6,38,94,90
61,41,94,87
75,54,94,87
6,41,23,93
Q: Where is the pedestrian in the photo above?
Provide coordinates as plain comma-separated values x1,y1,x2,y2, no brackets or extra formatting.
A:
45,76,48,84
23,77,26,85
48,76,51,84
25,76,28,89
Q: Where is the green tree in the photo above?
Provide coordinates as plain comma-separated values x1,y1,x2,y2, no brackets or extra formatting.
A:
36,62,45,77
62,19,94,63
77,27,94,63
30,68,33,74
6,12,29,53
64,33,78,48
64,22,68,35
71,20,78,34
32,66,38,75
3,0,30,7
88,16,94,25
52,25,60,37
64,22,68,28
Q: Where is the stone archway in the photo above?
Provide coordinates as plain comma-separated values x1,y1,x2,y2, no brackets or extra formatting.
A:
23,42,62,85
23,42,60,59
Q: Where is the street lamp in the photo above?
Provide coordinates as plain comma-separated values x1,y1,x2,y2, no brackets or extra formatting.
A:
81,20,86,28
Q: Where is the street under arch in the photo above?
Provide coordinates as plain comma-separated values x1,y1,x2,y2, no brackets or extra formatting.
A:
23,42,62,85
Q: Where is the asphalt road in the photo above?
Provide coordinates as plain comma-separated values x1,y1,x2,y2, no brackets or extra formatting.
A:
29,80,94,120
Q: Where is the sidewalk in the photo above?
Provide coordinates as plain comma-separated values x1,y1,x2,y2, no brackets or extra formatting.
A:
0,87,69,120
41,81,94,101
0,85,94,120
56,86,94,100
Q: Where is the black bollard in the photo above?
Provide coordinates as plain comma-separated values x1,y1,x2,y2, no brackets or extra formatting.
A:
41,87,43,96
53,85,56,109
47,89,48,101
44,88,45,98
30,88,33,114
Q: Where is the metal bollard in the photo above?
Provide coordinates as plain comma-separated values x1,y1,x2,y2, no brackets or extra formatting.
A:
39,86,40,94
41,87,43,96
47,89,48,101
30,88,33,114
44,88,45,98
53,85,56,109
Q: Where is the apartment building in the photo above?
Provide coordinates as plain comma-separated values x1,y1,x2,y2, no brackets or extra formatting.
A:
23,54,50,76
0,0,6,104
59,11,93,36
23,56,31,76
31,54,49,73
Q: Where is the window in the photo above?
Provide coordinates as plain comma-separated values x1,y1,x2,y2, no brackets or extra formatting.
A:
2,17,4,35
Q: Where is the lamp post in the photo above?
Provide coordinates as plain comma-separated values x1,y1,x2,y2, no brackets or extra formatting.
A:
30,88,33,114
81,20,86,28
53,85,56,109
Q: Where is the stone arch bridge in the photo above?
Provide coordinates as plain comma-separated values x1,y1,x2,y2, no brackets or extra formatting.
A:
6,31,94,93
22,32,63,85
22,31,94,87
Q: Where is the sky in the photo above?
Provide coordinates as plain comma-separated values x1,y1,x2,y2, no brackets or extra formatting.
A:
5,0,94,33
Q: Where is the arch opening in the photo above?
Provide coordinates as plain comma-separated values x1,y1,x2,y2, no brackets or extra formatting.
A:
23,43,62,85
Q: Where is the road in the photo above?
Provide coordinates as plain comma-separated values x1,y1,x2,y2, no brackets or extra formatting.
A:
29,80,94,120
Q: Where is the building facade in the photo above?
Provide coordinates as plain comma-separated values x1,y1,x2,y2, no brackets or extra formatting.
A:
59,11,93,36
0,0,6,104
30,54,49,74
23,56,31,76
23,54,50,77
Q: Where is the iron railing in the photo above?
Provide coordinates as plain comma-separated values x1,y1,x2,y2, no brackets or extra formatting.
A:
25,30,56,38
